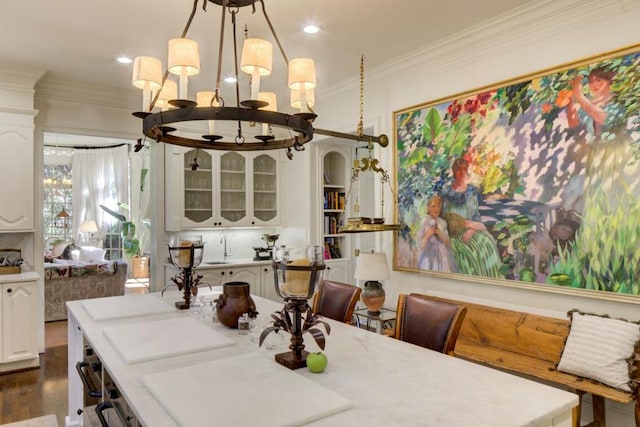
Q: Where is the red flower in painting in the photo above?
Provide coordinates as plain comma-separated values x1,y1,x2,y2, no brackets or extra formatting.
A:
464,99,480,114
447,101,462,123
476,91,493,104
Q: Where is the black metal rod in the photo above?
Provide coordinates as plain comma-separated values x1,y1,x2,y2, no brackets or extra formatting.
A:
314,128,389,147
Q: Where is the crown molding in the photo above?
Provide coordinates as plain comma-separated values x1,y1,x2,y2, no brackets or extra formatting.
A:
36,78,139,111
0,63,46,91
322,0,640,100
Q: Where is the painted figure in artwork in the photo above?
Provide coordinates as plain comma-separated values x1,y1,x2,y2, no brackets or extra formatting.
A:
417,195,458,273
563,66,637,215
440,158,502,278
567,67,625,141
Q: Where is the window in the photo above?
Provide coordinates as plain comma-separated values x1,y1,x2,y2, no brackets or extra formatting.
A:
44,163,73,245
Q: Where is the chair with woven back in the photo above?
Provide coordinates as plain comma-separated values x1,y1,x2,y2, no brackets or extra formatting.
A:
393,293,467,356
312,280,362,324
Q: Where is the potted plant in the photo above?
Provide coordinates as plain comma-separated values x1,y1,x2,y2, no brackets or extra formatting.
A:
100,202,150,278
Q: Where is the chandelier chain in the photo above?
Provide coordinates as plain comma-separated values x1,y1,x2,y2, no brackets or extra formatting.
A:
231,8,244,142
357,55,364,137
214,0,229,98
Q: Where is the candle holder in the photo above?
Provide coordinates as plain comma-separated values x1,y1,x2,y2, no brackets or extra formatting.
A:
164,235,205,309
259,245,329,370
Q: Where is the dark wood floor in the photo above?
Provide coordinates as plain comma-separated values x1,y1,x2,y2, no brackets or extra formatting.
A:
0,320,68,426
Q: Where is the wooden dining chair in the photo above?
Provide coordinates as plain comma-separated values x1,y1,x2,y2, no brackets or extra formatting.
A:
393,293,467,356
312,280,362,324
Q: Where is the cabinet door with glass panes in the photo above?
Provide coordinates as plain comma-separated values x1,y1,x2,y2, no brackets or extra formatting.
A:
250,152,280,226
217,151,280,227
182,148,219,228
217,152,249,226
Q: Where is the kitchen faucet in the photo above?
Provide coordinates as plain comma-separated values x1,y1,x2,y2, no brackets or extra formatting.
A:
220,233,231,259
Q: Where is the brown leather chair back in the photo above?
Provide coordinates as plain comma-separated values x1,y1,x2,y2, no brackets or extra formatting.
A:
394,293,467,356
312,280,362,324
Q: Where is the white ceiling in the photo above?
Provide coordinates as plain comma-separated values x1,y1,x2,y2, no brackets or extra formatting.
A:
5,0,537,100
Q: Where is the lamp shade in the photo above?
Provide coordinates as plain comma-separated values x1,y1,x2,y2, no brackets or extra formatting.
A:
240,38,273,76
196,90,217,107
258,92,277,112
168,38,201,76
288,58,316,90
290,88,315,109
354,253,390,281
56,208,70,219
157,79,178,109
79,220,98,233
132,56,162,90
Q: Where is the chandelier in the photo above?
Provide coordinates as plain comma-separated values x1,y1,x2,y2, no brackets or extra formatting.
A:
131,0,388,157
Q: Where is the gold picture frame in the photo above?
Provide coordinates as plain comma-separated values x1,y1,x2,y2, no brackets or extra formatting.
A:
393,44,640,302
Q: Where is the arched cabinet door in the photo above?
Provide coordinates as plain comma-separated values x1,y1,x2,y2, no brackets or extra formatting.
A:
0,128,33,231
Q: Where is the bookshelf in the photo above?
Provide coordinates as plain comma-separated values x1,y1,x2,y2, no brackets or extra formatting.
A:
321,150,348,261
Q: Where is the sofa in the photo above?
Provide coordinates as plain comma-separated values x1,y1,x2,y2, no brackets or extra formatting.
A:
44,259,128,321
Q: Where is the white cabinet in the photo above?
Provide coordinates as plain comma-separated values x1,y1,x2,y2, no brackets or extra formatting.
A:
1,279,38,366
165,146,280,230
198,266,261,293
259,264,282,303
323,260,351,283
0,125,34,231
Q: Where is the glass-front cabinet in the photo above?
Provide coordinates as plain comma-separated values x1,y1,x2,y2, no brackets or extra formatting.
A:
252,153,278,224
166,146,280,230
219,152,248,225
183,149,215,225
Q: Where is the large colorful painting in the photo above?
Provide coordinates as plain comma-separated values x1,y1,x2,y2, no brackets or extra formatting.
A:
394,44,640,300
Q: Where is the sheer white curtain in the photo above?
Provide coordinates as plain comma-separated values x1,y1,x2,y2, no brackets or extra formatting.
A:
72,145,129,242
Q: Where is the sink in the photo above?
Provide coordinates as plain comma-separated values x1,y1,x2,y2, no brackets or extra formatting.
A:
203,261,228,265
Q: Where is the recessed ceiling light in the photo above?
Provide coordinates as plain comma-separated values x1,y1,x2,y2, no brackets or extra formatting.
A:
224,76,237,83
117,56,132,64
303,24,320,34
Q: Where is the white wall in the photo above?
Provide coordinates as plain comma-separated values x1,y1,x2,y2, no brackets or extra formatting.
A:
313,0,640,424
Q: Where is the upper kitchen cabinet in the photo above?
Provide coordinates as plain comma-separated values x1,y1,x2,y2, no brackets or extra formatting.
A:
0,124,34,231
250,152,280,226
165,146,280,230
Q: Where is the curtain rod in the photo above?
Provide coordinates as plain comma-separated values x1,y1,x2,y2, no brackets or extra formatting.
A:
44,143,129,150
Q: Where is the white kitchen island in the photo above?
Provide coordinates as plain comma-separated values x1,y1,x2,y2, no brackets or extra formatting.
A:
66,290,578,427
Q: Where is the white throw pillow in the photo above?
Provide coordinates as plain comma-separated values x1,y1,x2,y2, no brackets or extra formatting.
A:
79,246,106,263
557,311,640,392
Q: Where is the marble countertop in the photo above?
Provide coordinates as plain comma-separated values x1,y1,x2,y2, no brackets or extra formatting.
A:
66,291,578,427
0,271,39,283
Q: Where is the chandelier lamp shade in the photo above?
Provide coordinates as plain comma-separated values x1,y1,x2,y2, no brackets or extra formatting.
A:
241,38,273,101
131,56,162,112
130,0,388,156
168,37,201,101
157,80,178,111
290,88,315,110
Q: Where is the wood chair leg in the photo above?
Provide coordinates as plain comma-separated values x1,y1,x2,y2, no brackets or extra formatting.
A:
634,399,640,427
571,391,583,427
590,395,605,427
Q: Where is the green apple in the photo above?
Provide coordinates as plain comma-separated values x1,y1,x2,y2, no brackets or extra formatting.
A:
306,352,328,373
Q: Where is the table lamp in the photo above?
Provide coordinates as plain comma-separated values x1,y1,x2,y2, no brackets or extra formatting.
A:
354,252,390,315
80,220,99,246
